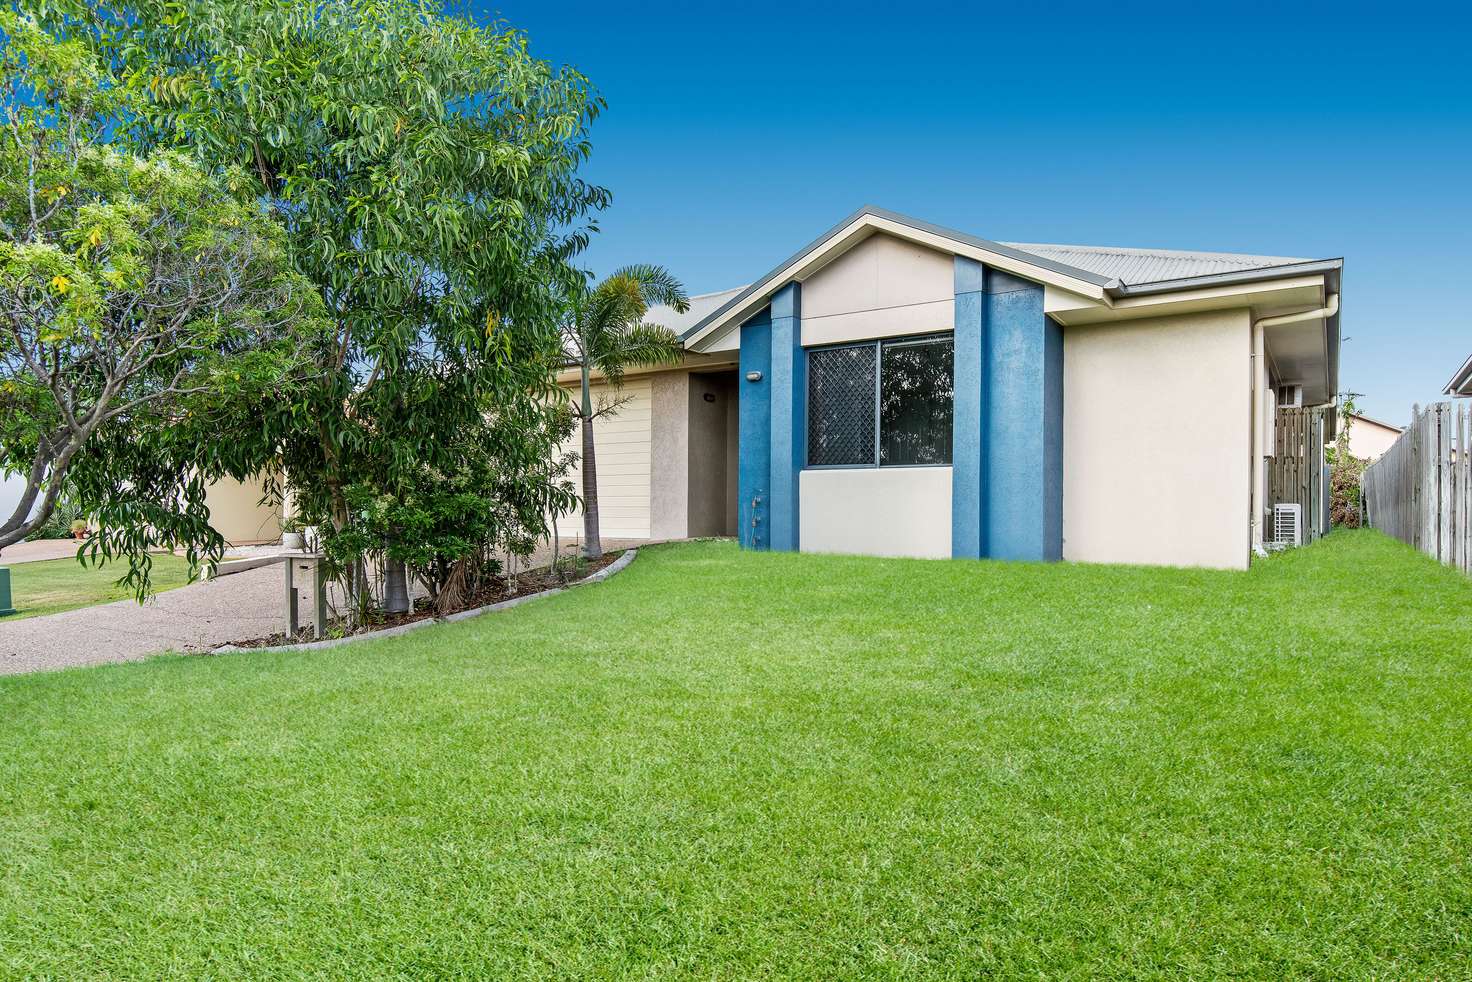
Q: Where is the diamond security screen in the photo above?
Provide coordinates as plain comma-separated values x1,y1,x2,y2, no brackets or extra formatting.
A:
807,343,878,466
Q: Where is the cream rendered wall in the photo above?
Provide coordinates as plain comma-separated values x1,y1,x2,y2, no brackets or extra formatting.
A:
795,232,956,556
203,474,281,545
1062,308,1252,570
556,377,653,539
800,467,952,559
801,232,954,346
649,372,689,539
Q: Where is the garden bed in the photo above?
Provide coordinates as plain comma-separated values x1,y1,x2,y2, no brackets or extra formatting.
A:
224,550,627,650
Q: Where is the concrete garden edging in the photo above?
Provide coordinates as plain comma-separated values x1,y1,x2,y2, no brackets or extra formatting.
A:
211,548,638,656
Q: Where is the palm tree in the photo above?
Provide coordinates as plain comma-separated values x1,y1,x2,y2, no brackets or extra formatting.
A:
562,264,689,559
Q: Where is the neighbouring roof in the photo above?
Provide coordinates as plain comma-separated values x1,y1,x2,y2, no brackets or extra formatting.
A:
647,285,746,335
1346,411,1404,433
998,242,1315,289
1445,352,1472,397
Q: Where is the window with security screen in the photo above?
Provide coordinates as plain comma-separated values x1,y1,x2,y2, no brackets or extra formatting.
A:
807,344,878,466
806,333,953,468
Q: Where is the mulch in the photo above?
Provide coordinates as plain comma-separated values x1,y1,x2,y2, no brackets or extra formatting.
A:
226,551,624,649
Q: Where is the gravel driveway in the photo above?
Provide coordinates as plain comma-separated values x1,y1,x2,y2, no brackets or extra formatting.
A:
0,565,286,676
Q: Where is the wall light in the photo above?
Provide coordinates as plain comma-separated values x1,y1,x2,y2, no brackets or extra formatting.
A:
745,371,763,383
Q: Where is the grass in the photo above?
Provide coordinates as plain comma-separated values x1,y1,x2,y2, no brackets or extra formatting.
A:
2,530,1470,978
0,552,197,620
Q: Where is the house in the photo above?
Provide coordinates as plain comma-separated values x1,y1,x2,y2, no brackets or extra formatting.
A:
561,206,1342,570
1342,412,1402,461
1445,353,1472,398
201,475,283,546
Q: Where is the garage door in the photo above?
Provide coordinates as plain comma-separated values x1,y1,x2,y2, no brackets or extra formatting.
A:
554,377,652,539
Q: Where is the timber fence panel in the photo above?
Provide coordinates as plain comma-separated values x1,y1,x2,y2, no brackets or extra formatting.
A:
1364,400,1472,572
1268,406,1330,543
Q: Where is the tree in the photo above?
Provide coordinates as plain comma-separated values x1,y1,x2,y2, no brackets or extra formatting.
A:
324,392,581,617
0,10,324,580
1329,392,1368,528
560,265,687,558
58,0,610,609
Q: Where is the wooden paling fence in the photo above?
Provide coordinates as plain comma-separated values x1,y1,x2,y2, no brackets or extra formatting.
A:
1269,406,1330,543
1362,401,1472,573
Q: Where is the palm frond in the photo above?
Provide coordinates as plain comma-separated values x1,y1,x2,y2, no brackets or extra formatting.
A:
607,263,690,314
615,323,683,367
576,264,689,388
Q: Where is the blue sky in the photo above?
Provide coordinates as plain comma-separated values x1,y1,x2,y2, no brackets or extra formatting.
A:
485,0,1469,424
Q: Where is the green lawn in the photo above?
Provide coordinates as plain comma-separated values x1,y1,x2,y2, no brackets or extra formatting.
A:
1,552,197,619
2,531,1470,978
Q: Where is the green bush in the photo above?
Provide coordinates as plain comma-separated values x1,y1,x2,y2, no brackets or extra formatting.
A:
24,493,82,541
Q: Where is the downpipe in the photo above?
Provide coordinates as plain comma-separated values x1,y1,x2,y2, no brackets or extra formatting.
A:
1250,294,1340,557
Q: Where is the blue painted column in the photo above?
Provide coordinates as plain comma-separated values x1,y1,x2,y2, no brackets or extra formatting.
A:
984,270,1063,561
737,311,772,549
766,283,804,552
951,257,986,558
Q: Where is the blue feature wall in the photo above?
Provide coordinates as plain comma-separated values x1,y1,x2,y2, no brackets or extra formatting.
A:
737,310,771,549
951,257,986,558
740,259,1062,562
766,283,804,552
1042,313,1064,561
950,265,1064,561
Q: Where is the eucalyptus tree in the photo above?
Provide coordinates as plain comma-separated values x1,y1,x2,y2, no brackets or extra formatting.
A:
59,0,610,607
0,11,324,587
561,265,688,559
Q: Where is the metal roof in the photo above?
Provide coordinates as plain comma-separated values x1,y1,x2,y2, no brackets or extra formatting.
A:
647,285,747,335
676,206,1341,346
1345,411,1405,433
999,242,1314,287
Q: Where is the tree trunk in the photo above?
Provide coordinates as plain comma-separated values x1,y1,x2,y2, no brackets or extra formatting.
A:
580,364,602,560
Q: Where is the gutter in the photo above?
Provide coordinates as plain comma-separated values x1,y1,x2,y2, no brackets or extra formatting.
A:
1254,292,1340,332
1107,258,1344,298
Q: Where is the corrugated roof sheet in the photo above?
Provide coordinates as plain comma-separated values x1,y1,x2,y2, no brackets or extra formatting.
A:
998,242,1313,287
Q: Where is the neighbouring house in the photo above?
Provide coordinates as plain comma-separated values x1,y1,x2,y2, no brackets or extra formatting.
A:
0,471,27,531
201,475,283,546
0,469,280,547
563,206,1342,570
1342,412,1403,461
1445,353,1472,398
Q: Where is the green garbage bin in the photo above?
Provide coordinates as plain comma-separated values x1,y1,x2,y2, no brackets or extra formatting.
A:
0,567,14,617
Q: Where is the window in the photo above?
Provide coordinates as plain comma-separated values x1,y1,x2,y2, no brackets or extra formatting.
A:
807,333,953,467
880,335,954,465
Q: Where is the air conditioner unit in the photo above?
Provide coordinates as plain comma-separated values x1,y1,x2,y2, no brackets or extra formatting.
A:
1276,384,1303,409
1271,503,1303,549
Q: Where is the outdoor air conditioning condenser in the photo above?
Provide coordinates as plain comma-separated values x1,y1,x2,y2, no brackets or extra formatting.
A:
1271,503,1303,550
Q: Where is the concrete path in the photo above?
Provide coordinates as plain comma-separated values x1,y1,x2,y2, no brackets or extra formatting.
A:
0,536,660,677
0,538,84,565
